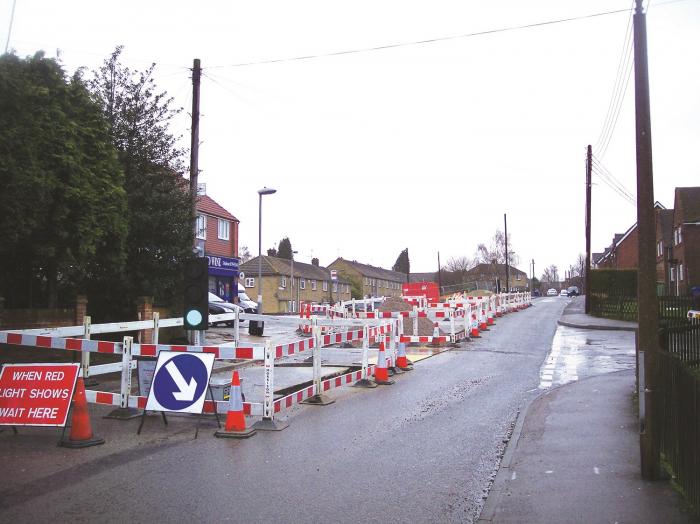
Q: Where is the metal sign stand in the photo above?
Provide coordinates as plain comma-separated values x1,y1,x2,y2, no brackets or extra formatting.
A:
137,384,220,439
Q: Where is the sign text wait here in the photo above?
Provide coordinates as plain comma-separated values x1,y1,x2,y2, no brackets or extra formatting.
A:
0,363,80,426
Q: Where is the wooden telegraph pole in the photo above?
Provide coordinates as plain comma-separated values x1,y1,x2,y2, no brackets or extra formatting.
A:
633,0,661,480
504,214,510,293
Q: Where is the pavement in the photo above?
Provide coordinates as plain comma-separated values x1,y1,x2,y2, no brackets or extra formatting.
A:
479,297,698,523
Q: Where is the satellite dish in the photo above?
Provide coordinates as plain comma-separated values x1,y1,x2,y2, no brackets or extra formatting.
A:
238,272,245,280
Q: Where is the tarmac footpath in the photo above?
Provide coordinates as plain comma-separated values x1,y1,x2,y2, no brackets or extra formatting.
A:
479,299,698,523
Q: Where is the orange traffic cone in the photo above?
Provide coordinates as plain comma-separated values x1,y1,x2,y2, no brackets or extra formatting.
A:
374,342,394,385
396,342,413,371
60,377,105,448
471,314,481,338
215,371,256,439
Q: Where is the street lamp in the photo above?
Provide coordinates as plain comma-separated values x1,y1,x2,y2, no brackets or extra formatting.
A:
290,250,298,312
256,187,276,322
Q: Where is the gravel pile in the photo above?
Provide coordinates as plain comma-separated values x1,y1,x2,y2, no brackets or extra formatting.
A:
375,298,440,336
402,317,441,336
378,297,412,312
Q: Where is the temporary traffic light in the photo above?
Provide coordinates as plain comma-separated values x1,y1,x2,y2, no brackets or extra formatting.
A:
183,258,209,330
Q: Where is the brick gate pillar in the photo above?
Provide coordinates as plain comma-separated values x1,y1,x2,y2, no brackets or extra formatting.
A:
137,296,154,344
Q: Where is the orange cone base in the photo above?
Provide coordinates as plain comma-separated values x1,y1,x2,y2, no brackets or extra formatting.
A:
374,377,395,385
471,328,481,338
487,318,495,325
59,434,105,449
479,322,489,331
215,427,257,439
396,357,413,371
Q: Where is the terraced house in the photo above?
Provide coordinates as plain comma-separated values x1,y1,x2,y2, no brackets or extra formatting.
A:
239,256,351,314
327,258,407,299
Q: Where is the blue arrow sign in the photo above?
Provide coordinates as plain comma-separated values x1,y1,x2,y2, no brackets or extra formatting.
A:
145,352,215,414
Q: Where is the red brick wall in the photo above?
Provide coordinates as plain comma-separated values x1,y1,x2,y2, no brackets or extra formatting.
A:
204,215,235,257
615,229,639,269
678,225,700,289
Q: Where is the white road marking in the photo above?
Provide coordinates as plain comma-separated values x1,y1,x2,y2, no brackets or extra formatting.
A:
594,467,600,475
511,471,517,480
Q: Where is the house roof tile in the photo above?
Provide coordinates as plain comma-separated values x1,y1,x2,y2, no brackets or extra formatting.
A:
196,195,239,222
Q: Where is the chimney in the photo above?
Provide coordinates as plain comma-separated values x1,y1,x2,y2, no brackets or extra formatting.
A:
311,257,319,266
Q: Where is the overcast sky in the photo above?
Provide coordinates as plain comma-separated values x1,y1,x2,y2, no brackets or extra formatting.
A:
3,0,699,278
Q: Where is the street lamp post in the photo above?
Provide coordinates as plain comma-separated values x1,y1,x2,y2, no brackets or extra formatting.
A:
290,250,298,312
253,187,276,335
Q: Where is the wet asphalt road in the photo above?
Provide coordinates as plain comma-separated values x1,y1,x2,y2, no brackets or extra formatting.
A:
2,297,572,523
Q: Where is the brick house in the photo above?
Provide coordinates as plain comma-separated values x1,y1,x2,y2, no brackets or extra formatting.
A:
669,187,700,295
239,256,351,314
327,258,407,299
463,263,529,292
655,208,674,292
595,202,665,270
195,194,240,302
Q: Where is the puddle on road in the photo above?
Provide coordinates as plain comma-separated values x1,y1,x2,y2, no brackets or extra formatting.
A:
539,326,635,389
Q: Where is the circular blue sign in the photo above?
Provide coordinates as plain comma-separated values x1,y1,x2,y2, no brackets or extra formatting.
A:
153,354,209,411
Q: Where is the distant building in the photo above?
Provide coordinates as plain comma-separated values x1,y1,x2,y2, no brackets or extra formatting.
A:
594,202,665,271
463,263,529,292
655,208,674,293
195,194,240,303
669,187,700,295
239,256,351,314
327,258,407,298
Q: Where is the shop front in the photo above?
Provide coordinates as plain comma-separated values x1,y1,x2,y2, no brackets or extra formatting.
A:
206,255,240,302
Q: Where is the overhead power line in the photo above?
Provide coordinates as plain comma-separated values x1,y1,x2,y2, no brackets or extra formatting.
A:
593,1,635,157
591,155,636,206
207,7,634,69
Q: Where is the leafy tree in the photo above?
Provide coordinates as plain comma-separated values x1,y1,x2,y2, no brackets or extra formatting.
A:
392,248,410,276
87,47,192,319
0,52,127,308
277,237,294,260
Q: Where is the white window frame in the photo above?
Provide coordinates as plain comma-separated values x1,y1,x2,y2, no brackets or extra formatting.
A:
311,280,317,290
280,276,286,288
196,215,206,240
245,277,255,288
323,281,328,291
300,278,306,290
657,240,663,257
332,282,338,292
679,263,684,281
218,219,230,240
674,227,683,245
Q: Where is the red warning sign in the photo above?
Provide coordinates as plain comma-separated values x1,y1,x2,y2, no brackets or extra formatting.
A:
0,363,80,426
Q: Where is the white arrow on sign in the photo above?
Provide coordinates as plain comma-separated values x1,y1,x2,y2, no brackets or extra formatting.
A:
165,360,198,401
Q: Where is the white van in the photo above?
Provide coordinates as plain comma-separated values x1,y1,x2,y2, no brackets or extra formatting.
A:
237,283,258,313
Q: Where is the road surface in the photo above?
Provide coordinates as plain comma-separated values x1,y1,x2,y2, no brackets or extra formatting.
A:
2,297,583,523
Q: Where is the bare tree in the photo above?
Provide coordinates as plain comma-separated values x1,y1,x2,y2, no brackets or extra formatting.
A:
239,245,252,263
541,265,560,285
475,230,520,291
475,230,519,267
445,256,474,273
